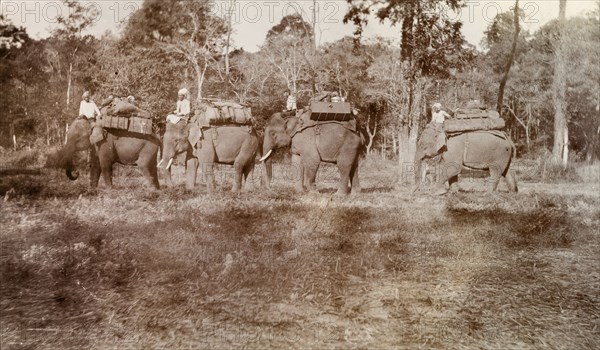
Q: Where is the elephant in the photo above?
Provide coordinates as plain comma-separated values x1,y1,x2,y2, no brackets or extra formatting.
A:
159,119,260,192
47,117,161,189
261,111,363,194
414,125,518,195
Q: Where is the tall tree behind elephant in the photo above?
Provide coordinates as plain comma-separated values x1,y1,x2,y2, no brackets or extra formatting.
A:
46,117,161,189
414,126,517,195
261,111,363,194
159,120,259,192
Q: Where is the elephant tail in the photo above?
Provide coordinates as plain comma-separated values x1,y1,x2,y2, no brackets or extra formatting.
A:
508,134,517,159
498,130,517,159
356,125,369,154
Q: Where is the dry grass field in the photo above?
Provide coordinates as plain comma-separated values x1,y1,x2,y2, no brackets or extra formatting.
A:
1,150,599,349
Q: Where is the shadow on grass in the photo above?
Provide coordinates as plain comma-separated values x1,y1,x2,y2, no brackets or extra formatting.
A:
362,186,395,193
446,193,579,250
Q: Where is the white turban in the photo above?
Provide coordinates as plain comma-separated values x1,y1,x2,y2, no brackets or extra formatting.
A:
178,88,189,96
432,103,442,109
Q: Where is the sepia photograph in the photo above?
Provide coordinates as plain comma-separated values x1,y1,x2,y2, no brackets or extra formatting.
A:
0,0,598,349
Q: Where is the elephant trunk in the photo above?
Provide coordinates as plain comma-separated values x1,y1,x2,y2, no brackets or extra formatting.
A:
48,140,80,181
159,131,180,187
66,162,79,180
413,153,424,193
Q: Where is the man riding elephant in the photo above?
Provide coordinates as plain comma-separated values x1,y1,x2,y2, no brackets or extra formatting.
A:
78,91,104,144
414,101,517,195
160,97,259,192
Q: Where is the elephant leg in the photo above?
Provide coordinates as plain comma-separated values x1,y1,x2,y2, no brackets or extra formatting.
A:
99,159,113,188
232,162,244,192
504,168,518,192
350,159,361,194
336,162,351,195
202,162,216,192
163,167,174,187
186,158,199,190
304,159,320,193
90,148,101,188
487,163,502,192
137,151,160,190
139,164,159,190
448,175,459,192
436,161,461,195
242,163,254,192
150,165,159,189
291,154,304,192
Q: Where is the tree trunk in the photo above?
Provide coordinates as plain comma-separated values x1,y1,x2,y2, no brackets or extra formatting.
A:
224,0,235,97
193,59,206,101
552,0,569,168
66,62,73,107
398,124,411,182
496,0,520,113
365,114,377,155
406,79,424,176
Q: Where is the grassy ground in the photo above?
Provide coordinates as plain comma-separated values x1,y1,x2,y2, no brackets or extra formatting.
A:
1,153,599,349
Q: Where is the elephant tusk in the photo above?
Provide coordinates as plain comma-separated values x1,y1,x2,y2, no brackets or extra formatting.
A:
259,149,273,162
165,158,174,170
157,159,164,167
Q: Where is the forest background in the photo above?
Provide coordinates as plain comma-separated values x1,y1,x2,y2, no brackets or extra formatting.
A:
1,0,598,170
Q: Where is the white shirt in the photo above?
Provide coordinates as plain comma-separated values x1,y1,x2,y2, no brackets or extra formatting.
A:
176,99,191,116
432,110,449,124
286,95,297,110
79,100,101,119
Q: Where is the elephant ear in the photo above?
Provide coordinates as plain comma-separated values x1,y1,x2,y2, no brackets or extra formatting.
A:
418,124,444,157
285,118,300,135
187,123,202,148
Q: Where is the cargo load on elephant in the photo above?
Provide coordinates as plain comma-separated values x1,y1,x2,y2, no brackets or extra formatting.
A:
196,100,253,126
443,106,505,134
309,101,354,122
101,96,154,135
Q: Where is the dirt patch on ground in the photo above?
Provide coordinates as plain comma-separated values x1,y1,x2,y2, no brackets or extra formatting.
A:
1,159,598,349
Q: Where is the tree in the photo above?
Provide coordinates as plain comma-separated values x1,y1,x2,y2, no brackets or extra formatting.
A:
552,0,569,167
480,6,533,153
0,15,28,50
479,7,600,160
0,15,30,146
52,0,99,107
260,14,315,100
317,36,370,101
93,32,185,121
344,0,474,179
123,0,227,100
496,0,521,113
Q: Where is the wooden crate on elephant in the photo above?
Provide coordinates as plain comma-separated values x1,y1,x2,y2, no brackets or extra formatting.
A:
128,116,154,135
103,115,129,130
309,101,353,122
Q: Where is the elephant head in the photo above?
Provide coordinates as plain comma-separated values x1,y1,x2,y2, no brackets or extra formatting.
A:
46,118,92,180
413,125,441,191
158,120,196,172
260,112,300,162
